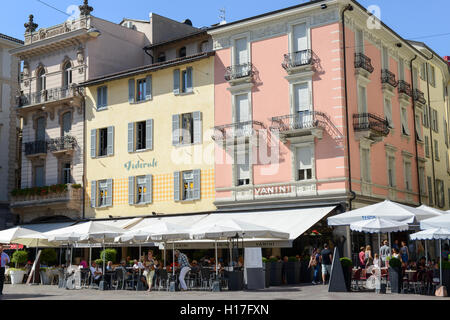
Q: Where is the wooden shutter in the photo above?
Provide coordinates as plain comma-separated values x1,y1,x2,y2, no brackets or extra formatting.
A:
173,69,180,95
106,179,113,207
145,174,152,204
146,75,152,100
172,114,180,146
128,79,135,103
90,181,97,208
103,86,107,107
193,112,202,144
186,67,193,92
128,176,135,205
193,169,201,200
146,119,153,150
107,126,114,156
415,115,423,140
128,122,134,153
90,129,97,158
173,171,180,201
97,87,101,109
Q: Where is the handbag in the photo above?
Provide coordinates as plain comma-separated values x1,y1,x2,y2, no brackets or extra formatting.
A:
435,285,448,297
310,256,317,267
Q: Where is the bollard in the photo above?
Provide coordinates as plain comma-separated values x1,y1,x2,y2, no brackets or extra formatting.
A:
211,280,221,292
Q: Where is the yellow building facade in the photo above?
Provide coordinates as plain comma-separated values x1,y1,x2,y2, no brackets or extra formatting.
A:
83,53,216,219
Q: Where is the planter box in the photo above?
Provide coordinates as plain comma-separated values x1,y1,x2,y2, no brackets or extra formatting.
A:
40,270,51,285
443,269,450,292
264,262,271,288
389,267,402,293
269,262,283,286
284,261,300,284
342,266,352,292
300,261,312,283
10,270,25,285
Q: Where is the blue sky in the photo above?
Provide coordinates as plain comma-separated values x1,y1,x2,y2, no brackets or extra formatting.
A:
1,0,449,57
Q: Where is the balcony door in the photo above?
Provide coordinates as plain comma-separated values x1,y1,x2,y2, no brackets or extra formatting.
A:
34,165,45,187
235,94,251,137
62,112,72,137
292,23,308,65
36,117,46,142
234,37,249,77
293,82,311,129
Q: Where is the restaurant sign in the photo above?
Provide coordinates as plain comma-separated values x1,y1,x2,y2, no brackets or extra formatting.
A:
254,185,293,196
124,159,157,171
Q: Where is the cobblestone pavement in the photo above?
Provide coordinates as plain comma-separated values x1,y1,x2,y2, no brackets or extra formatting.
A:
1,283,448,300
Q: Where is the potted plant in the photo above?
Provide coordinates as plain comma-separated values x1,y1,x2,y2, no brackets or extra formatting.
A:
262,257,270,288
10,250,28,285
441,260,450,292
340,257,353,291
300,255,312,283
268,257,282,286
284,256,300,284
100,248,117,264
388,257,402,293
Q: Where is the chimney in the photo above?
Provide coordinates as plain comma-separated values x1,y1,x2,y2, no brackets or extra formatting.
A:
444,56,450,66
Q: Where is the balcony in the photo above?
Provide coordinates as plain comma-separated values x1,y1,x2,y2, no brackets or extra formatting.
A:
397,80,412,103
381,69,397,91
270,111,327,141
24,140,47,158
224,63,254,84
212,120,265,145
353,113,389,142
17,85,84,109
47,135,77,156
354,53,374,78
282,49,315,74
413,89,426,107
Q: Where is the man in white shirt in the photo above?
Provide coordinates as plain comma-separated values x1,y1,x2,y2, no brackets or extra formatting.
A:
380,240,391,267
0,244,10,295
89,261,102,285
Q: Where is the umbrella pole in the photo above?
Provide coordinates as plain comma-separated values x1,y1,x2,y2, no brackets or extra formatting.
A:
425,240,428,264
215,240,218,276
172,242,175,276
33,239,39,284
439,239,442,287
102,239,105,283
89,243,92,267
138,244,141,292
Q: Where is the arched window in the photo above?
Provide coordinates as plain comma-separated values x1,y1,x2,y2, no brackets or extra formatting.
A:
63,61,72,88
178,47,186,58
37,68,46,92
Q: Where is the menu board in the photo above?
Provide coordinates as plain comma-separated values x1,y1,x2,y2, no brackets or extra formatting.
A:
244,247,262,268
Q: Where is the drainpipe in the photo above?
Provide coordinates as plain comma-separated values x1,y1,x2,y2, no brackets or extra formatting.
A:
82,97,86,220
409,55,421,205
425,55,437,205
341,4,356,211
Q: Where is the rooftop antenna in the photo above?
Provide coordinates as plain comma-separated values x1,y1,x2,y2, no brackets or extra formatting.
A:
219,8,226,25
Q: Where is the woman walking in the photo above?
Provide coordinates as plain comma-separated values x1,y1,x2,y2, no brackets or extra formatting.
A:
145,250,156,292
308,248,321,285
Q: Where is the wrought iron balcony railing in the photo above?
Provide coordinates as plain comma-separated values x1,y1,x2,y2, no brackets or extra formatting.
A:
17,85,84,108
47,135,77,152
224,63,254,82
212,120,265,141
397,80,412,97
354,53,374,73
270,111,327,132
24,140,48,156
413,89,426,105
353,113,390,136
381,69,398,88
282,49,314,70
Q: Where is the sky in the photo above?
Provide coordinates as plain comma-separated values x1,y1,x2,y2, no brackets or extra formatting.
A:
0,0,449,57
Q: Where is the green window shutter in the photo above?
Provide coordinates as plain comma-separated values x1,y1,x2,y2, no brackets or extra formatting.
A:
145,174,152,204
128,122,134,153
173,69,180,95
128,79,135,103
146,75,152,100
90,181,97,208
128,176,135,205
174,171,180,201
107,126,114,156
186,67,193,92
172,114,180,146
193,111,202,144
106,179,113,207
146,119,153,150
90,129,97,158
193,169,201,200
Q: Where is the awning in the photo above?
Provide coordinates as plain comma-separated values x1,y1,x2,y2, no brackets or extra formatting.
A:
19,222,76,233
95,217,144,230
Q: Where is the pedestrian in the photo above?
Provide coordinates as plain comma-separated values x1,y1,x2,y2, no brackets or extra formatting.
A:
175,250,191,291
145,250,156,292
358,246,366,268
308,248,321,285
392,240,400,251
0,244,10,295
379,240,391,267
364,245,373,267
319,243,333,285
400,241,409,263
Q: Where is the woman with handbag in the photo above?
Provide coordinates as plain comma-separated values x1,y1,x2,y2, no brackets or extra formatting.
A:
308,248,321,285
145,250,156,292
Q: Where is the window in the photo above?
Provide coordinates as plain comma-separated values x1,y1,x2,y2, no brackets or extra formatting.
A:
178,47,186,58
129,76,152,103
91,127,114,158
236,150,250,186
415,114,423,141
420,63,426,80
62,112,71,136
434,139,440,161
358,85,367,113
423,106,430,128
172,112,201,146
384,97,393,128
297,146,313,181
401,107,410,136
36,117,46,141
404,161,412,191
200,41,209,53
63,62,72,88
98,180,108,207
387,156,396,187
128,175,152,205
425,136,430,158
157,53,166,63
431,109,439,132
448,188,450,208
419,166,426,195
361,148,371,182
97,86,108,109
427,176,433,205
91,179,113,208
174,170,200,202
37,68,46,92
355,29,364,54
128,120,153,152
398,58,405,81
173,67,193,94
182,171,194,200
382,46,389,70
62,162,71,184
444,118,449,147
428,64,436,87
34,165,45,187
436,179,445,208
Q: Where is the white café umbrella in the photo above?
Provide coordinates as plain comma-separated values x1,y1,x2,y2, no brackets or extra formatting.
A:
410,228,450,287
421,214,450,230
0,226,55,247
417,205,448,216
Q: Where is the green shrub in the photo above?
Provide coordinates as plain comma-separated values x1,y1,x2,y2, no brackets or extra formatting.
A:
389,257,402,268
288,256,298,262
441,260,450,270
40,248,57,266
71,184,82,189
262,257,268,263
11,250,28,267
94,259,103,266
100,248,117,263
340,257,352,268
268,257,278,263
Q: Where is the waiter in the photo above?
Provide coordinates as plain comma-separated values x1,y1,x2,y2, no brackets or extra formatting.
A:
0,244,10,295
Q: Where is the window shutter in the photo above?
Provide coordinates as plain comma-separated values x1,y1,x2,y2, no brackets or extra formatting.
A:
193,169,201,200
415,115,423,141
128,122,134,153
193,112,202,144
128,176,135,205
146,75,152,100
384,98,393,127
90,129,97,158
425,136,430,157
90,181,97,208
97,88,101,109
173,171,180,201
103,86,108,107
146,119,153,150
444,118,448,146
173,69,180,95
186,67,193,92
128,79,135,103
107,126,114,156
145,174,152,204
106,179,113,207
172,114,180,146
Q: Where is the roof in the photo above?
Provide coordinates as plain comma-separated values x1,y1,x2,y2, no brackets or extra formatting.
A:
80,51,214,87
143,30,208,50
0,33,24,45
407,39,450,67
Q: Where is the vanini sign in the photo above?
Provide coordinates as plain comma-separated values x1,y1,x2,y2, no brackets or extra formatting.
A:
124,159,158,171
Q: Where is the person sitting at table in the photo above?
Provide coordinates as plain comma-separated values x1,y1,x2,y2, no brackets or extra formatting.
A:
106,261,113,271
190,260,200,274
80,259,88,269
373,253,380,268
132,259,144,270
406,260,417,270
89,262,102,286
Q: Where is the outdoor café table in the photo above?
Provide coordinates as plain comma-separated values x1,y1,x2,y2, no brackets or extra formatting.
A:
104,271,115,289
